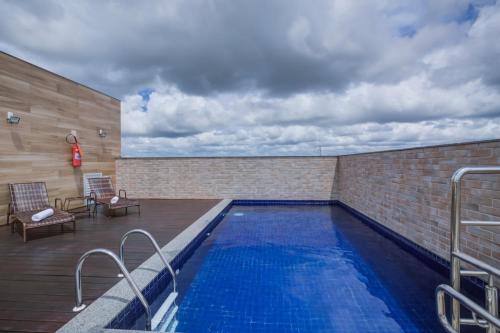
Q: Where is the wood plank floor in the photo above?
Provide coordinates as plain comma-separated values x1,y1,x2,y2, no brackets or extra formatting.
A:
0,199,220,333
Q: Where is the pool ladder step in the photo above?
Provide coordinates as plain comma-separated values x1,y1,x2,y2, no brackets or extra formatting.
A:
153,291,179,332
118,229,179,331
436,167,500,333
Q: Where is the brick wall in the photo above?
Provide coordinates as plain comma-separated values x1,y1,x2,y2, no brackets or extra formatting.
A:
116,140,500,266
116,157,337,200
337,140,500,265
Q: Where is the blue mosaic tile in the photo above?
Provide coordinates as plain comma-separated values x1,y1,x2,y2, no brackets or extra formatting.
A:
106,202,232,329
107,201,484,331
335,201,485,292
233,199,335,206
173,204,454,332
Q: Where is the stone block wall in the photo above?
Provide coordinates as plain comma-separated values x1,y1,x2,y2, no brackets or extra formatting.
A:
337,140,500,265
116,157,337,200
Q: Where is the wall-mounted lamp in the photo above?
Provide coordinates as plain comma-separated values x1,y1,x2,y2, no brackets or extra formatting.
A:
98,128,107,138
6,112,21,124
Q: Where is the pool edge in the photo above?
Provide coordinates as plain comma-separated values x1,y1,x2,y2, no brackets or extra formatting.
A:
56,199,232,333
57,199,480,333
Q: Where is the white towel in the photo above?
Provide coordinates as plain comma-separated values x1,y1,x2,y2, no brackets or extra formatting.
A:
110,196,120,204
31,208,54,222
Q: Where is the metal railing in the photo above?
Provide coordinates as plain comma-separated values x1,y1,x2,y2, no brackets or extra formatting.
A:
437,285,500,332
436,166,500,333
72,248,152,330
118,229,177,293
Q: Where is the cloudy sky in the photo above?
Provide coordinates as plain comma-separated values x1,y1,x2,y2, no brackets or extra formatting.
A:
1,0,500,156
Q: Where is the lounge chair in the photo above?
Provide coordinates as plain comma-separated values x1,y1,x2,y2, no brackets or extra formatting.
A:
8,182,76,242
87,176,140,217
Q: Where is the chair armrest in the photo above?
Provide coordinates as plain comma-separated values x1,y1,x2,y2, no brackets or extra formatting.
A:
54,198,63,210
119,189,127,198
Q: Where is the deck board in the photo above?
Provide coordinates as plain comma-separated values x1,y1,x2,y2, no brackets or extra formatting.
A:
0,199,220,333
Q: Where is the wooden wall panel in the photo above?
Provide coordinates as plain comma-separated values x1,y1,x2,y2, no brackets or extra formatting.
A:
0,52,121,225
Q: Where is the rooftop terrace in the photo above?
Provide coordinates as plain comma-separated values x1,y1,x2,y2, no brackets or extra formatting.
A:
0,199,219,333
1,46,500,333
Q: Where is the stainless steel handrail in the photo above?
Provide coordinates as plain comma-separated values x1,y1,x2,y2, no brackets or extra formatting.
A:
118,229,177,293
72,248,152,331
437,284,500,332
446,166,500,333
453,252,500,277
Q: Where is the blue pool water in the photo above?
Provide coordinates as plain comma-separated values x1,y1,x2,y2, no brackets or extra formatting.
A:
165,204,470,333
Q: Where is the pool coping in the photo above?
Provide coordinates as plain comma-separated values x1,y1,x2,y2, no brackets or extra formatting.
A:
57,199,475,332
56,199,232,333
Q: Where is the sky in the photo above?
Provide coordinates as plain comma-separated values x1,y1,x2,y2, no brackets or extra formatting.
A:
1,0,500,156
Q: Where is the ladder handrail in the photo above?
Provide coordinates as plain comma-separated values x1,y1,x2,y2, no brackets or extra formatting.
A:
453,252,500,278
437,284,500,333
119,229,177,293
447,166,500,332
72,248,152,330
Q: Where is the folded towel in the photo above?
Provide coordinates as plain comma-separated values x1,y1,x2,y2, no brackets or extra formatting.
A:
32,208,54,222
110,196,120,204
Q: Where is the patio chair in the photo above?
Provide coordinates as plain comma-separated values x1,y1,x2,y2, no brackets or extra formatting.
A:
87,176,140,217
8,182,76,242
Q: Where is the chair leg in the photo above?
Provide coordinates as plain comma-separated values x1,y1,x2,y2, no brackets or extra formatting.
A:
73,221,76,232
138,205,141,216
23,227,27,243
7,203,12,226
125,207,128,215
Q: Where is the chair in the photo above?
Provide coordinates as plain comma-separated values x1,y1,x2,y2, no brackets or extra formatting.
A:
8,182,76,242
87,176,140,217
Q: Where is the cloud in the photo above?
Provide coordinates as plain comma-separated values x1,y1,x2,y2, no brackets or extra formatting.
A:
2,0,495,97
1,0,499,156
122,117,500,156
121,73,500,155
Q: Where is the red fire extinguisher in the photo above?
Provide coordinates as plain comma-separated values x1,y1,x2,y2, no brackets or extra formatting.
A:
66,134,83,167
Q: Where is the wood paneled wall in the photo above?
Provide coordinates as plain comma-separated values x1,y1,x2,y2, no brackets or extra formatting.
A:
0,52,121,225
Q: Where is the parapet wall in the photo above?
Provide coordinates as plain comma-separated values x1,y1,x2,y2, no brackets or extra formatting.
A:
117,140,500,266
116,157,337,200
337,140,500,266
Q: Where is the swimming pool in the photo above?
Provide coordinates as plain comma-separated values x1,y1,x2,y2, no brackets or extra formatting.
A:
158,204,454,332
112,203,483,332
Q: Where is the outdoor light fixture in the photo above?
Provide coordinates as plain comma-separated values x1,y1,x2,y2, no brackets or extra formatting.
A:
98,128,107,137
6,112,21,124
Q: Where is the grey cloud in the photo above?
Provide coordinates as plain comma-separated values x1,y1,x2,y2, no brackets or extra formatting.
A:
3,0,64,20
121,116,500,157
1,0,488,98
1,0,500,156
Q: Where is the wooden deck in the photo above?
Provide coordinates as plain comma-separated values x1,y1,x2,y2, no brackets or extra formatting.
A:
0,199,220,333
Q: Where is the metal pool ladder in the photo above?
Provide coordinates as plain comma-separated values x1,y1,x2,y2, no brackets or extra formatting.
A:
436,166,500,333
119,229,179,332
72,248,152,330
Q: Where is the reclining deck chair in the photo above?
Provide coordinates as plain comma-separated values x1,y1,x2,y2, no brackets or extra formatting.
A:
8,182,76,242
87,176,140,217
